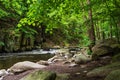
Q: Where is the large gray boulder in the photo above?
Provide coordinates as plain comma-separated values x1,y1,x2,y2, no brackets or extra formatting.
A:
8,61,46,73
20,70,56,80
104,69,120,80
87,62,120,77
92,38,120,59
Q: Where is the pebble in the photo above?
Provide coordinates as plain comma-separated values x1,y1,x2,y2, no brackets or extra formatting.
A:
83,70,87,73
80,65,87,68
69,63,78,67
75,72,81,75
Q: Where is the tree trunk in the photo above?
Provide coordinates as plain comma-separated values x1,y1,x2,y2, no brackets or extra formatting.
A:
87,0,96,50
40,23,46,48
110,23,113,38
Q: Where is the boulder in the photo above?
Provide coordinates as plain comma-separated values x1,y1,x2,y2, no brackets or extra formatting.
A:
71,53,91,64
20,70,56,80
8,61,46,73
56,73,69,80
47,55,59,63
92,38,120,60
48,55,66,63
104,69,120,80
112,53,120,62
64,52,74,59
36,60,49,66
0,69,8,80
0,69,8,77
92,45,113,59
52,59,66,63
87,62,120,77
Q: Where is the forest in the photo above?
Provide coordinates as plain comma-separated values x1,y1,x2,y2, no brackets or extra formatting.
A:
0,0,119,52
0,0,120,80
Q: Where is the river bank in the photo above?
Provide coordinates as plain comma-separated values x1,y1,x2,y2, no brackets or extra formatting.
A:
3,56,111,80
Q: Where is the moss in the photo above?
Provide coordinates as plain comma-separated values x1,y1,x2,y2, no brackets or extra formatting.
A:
56,73,69,80
20,70,56,80
112,53,120,62
87,62,120,77
92,46,112,60
104,69,120,80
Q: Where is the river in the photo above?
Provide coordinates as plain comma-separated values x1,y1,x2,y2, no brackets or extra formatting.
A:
0,49,57,69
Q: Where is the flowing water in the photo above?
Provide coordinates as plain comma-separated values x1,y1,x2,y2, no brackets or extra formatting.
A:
0,50,55,69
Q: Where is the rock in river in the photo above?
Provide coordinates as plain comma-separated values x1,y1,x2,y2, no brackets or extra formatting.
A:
0,69,8,77
7,61,46,73
0,69,9,80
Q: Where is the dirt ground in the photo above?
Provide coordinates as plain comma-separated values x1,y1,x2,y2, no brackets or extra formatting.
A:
3,57,111,80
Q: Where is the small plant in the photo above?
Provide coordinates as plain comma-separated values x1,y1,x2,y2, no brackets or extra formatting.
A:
0,41,5,46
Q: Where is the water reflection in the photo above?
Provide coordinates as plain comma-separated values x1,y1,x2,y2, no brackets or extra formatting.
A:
0,54,54,69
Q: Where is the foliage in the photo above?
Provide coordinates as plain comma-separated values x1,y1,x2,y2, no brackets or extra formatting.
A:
0,0,120,52
0,9,8,18
0,41,5,46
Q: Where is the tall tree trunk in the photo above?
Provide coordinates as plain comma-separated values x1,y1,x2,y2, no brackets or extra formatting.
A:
20,32,25,50
87,0,96,50
40,23,46,48
110,22,113,38
102,31,105,40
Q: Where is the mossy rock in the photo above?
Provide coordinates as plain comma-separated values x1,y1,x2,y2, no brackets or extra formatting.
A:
92,45,113,60
72,54,91,64
56,73,69,80
20,70,56,80
112,53,120,62
87,62,120,77
104,69,120,80
111,44,120,53
92,38,120,60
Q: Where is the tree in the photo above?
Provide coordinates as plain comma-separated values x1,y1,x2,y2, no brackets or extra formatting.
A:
0,0,120,52
87,0,95,49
